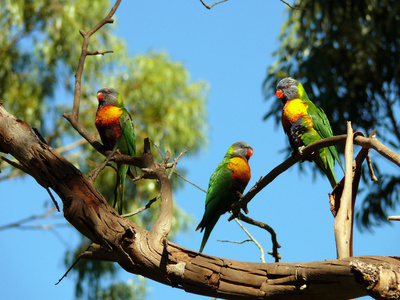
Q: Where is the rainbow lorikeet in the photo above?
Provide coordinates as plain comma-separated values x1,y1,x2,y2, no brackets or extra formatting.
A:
196,141,253,253
276,77,343,188
95,87,136,214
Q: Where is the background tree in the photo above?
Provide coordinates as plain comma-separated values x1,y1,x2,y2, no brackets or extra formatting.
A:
0,1,207,298
263,0,400,229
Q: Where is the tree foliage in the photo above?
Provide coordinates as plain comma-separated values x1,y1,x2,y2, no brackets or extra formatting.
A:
0,1,208,298
263,0,400,229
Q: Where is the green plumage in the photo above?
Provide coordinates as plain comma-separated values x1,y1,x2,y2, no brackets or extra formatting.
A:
116,108,136,215
95,87,136,214
196,142,253,253
276,77,343,188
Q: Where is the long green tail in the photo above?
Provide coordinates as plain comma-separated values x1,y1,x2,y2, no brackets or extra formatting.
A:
116,163,128,215
314,147,338,188
198,214,220,253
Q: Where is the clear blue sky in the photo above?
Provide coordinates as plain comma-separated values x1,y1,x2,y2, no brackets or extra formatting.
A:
1,1,399,300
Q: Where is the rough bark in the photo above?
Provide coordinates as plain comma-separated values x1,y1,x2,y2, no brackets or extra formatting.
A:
1,104,399,300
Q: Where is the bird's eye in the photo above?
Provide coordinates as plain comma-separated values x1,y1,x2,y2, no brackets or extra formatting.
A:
285,85,290,89
107,91,111,94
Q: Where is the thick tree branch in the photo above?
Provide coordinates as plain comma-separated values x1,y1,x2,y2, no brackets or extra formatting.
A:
143,139,173,246
334,122,354,258
2,105,400,299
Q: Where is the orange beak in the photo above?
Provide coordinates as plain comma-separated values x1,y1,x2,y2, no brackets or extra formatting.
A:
246,148,253,159
276,90,284,99
97,92,104,101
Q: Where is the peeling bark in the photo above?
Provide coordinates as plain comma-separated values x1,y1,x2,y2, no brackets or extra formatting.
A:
1,104,399,299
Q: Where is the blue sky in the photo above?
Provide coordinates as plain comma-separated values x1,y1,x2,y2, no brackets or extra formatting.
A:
1,1,399,299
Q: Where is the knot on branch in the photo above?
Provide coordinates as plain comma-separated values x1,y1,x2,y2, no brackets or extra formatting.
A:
350,260,400,299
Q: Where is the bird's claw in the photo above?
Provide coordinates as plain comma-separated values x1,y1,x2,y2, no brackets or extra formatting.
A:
298,146,306,156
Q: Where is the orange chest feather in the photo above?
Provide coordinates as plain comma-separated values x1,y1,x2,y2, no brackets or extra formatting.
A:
228,157,251,183
95,106,123,127
282,99,312,129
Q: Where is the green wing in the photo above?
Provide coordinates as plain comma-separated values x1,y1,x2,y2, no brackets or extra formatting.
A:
202,160,234,224
118,109,136,156
196,159,235,252
306,101,333,139
307,101,344,172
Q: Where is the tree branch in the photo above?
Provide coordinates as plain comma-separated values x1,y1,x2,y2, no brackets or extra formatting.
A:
200,0,229,9
230,132,400,218
62,0,121,149
236,212,281,262
2,104,400,299
280,0,307,11
233,218,265,263
88,115,130,183
334,122,354,258
0,23,34,54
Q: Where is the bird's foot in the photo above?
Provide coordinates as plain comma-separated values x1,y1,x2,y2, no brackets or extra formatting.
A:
298,146,306,156
294,146,313,162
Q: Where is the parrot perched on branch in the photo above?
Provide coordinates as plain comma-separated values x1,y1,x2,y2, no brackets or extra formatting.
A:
276,77,343,188
196,141,253,253
95,87,136,214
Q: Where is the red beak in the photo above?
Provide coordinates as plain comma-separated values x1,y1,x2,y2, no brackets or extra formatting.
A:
246,148,253,159
276,90,284,99
97,92,104,101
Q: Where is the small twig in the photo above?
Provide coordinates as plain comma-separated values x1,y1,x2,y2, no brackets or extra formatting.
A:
173,170,207,193
218,238,252,244
0,208,58,231
88,143,118,182
366,129,378,182
110,164,120,210
163,151,171,164
0,155,31,175
234,218,265,263
388,216,400,221
149,138,163,159
200,0,228,9
366,151,378,182
122,193,162,218
45,186,60,212
280,0,306,10
56,138,87,154
130,173,146,182
168,149,187,179
237,212,281,262
87,50,113,56
55,244,91,285
32,127,49,145
0,24,34,54
88,115,129,183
